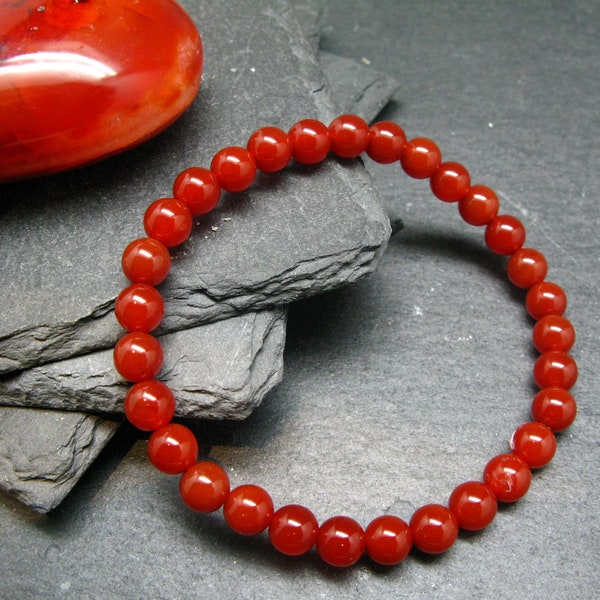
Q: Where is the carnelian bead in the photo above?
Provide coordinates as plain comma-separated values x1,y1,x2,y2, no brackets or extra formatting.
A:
328,114,370,158
485,214,526,255
115,283,165,332
365,515,412,565
147,424,198,475
113,332,163,382
224,484,274,536
173,167,221,216
179,461,230,513
268,504,319,556
458,185,500,226
506,248,548,289
400,137,442,179
317,516,365,567
526,281,567,320
121,238,171,286
531,387,577,432
409,504,458,554
430,161,471,203
210,146,257,193
448,481,497,531
144,198,193,248
532,315,575,353
124,379,175,431
288,119,331,164
533,351,578,389
483,454,531,502
247,126,292,173
366,121,407,164
511,422,557,468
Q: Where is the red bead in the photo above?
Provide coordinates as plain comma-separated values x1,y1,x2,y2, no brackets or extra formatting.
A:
143,198,193,248
210,146,257,193
526,281,567,320
531,387,577,432
409,504,458,554
124,379,175,431
485,215,526,255
506,248,548,289
121,238,171,286
317,516,365,567
366,121,407,164
511,422,557,469
115,283,164,332
458,185,500,226
247,126,292,173
113,332,163,382
328,114,370,158
483,453,531,502
365,515,412,565
223,484,274,536
173,167,221,216
532,315,575,353
147,423,198,475
533,351,578,389
268,504,319,556
449,481,497,531
179,461,230,512
400,137,442,179
288,119,331,164
430,161,471,203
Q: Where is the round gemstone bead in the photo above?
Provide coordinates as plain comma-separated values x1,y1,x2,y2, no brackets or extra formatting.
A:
483,454,531,502
210,146,257,193
365,515,412,565
247,126,292,173
511,422,557,468
224,484,274,536
458,185,500,226
268,504,319,556
400,137,442,179
532,315,575,353
328,114,370,158
121,238,171,286
147,423,198,475
113,332,163,382
317,516,365,567
288,119,331,164
430,161,471,202
115,283,165,332
144,198,193,247
506,248,548,289
448,481,497,531
173,167,221,216
533,351,578,389
179,461,230,513
366,121,407,164
531,387,577,432
485,215,526,255
409,504,458,554
124,379,175,431
526,281,567,320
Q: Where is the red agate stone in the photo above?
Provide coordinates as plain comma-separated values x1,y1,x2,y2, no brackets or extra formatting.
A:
0,0,202,182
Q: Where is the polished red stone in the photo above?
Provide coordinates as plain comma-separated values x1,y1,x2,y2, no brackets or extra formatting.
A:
210,146,257,193
485,214,526,255
268,504,319,556
365,515,412,565
317,516,365,567
223,484,274,536
526,281,568,320
409,504,458,554
531,387,577,432
121,238,171,286
483,453,531,502
247,126,292,173
533,351,578,389
401,137,442,179
147,423,198,475
124,379,175,431
288,119,331,165
458,185,500,226
449,481,497,531
328,114,370,159
144,198,193,248
430,161,471,203
179,461,230,513
532,314,575,353
0,0,202,181
506,248,548,289
367,121,407,164
113,331,163,382
511,421,557,468
173,167,221,216
115,283,165,332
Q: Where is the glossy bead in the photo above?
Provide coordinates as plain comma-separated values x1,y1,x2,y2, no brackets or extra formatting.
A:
430,161,471,203
533,351,578,389
223,484,274,536
409,504,458,554
526,281,567,320
179,461,230,513
448,481,497,531
121,238,171,286
506,248,548,289
147,423,198,475
485,214,526,255
328,114,370,158
532,315,575,353
288,119,331,164
365,515,412,565
113,332,163,382
400,137,442,179
458,185,500,226
268,504,319,556
115,283,165,332
247,126,292,173
210,146,257,193
483,454,531,502
366,121,407,164
511,422,557,468
531,387,577,432
317,516,365,567
124,379,175,431
144,198,193,247
173,167,221,216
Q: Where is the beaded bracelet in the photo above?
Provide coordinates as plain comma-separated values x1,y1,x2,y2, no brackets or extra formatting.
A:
112,114,577,568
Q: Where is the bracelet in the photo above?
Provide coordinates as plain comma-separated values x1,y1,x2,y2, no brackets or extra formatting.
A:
112,114,577,568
